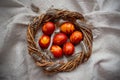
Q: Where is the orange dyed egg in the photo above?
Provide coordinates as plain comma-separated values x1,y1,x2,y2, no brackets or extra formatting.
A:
63,42,75,56
38,35,50,49
60,22,75,35
42,22,55,35
53,33,68,46
70,31,83,45
50,45,63,58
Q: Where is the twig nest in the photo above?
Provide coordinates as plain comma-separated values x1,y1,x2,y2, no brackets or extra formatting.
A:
27,9,93,73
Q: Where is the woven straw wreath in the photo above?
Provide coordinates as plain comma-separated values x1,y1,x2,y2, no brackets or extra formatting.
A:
27,9,93,73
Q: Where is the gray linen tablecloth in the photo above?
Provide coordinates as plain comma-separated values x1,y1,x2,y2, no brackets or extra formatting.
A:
0,0,120,80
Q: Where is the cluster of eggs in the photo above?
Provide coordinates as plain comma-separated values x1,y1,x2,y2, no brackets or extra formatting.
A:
39,22,83,58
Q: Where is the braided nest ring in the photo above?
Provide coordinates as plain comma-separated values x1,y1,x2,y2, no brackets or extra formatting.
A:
27,9,93,73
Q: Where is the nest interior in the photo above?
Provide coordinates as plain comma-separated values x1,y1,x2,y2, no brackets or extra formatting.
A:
27,9,93,73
